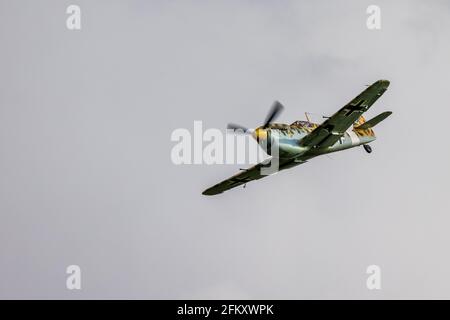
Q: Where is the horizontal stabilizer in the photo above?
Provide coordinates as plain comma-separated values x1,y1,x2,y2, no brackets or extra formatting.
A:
354,111,392,130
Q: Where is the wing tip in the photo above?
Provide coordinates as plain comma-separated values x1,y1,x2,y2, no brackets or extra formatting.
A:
202,188,222,196
376,79,390,88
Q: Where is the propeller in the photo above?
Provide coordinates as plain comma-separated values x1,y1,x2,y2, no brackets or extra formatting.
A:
263,101,284,128
227,123,249,133
227,101,284,134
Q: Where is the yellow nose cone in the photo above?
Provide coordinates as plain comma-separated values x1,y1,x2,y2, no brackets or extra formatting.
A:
253,128,267,141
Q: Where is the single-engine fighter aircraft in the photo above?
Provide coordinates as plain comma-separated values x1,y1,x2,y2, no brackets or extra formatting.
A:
202,79,392,196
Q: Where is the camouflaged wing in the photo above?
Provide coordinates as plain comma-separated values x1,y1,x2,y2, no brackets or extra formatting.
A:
202,158,301,195
299,80,390,148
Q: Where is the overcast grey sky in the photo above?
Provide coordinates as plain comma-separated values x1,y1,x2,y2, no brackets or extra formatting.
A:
1,0,450,299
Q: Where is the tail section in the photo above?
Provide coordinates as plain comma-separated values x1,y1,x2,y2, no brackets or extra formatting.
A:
354,111,392,130
354,115,367,127
353,115,375,137
353,111,392,137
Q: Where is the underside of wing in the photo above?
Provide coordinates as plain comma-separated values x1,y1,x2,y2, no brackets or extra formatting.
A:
300,79,390,148
202,158,301,195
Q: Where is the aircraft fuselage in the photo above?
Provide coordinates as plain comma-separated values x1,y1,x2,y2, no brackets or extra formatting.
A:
256,122,376,160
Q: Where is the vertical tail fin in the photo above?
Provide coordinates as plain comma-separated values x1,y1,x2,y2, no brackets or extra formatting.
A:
353,115,375,137
354,115,366,127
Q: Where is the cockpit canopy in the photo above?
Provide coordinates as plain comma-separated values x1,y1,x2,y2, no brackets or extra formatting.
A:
290,120,315,128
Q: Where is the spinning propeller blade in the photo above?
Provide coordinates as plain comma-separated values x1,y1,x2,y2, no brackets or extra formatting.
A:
263,101,284,128
227,101,284,133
